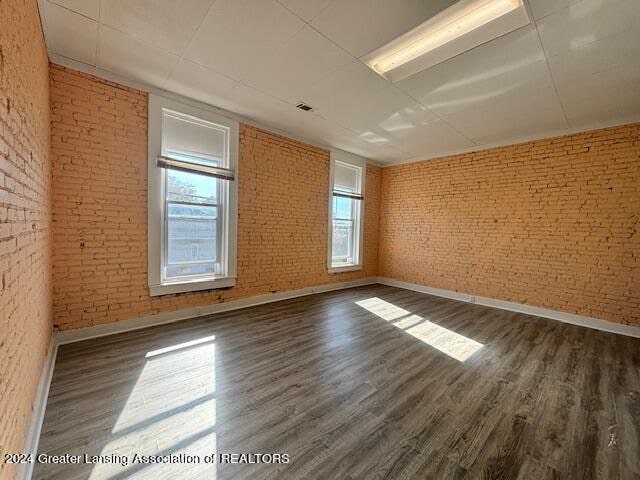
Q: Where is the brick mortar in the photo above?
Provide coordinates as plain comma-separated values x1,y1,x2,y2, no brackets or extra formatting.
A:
379,123,640,326
0,1,52,479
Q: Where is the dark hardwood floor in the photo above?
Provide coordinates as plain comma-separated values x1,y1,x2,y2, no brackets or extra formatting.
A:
33,285,640,480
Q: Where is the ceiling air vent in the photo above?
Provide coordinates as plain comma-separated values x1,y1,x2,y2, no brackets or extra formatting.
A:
296,102,313,112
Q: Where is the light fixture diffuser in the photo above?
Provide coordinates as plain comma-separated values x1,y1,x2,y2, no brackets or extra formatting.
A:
363,0,530,82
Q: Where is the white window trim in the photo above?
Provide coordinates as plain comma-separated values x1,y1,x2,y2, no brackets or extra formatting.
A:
148,94,238,296
327,151,366,274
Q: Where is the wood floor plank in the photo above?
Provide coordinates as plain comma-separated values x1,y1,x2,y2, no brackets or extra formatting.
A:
33,285,640,480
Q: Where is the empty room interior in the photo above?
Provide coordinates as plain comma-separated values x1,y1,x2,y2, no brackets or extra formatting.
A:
1,0,639,479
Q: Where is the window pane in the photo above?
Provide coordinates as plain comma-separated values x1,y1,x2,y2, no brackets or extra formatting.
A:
332,219,353,262
166,203,217,278
162,110,226,167
333,196,353,220
167,169,217,204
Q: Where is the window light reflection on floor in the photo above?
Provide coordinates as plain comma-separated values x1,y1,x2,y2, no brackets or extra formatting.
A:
355,297,483,362
145,334,216,358
88,335,218,479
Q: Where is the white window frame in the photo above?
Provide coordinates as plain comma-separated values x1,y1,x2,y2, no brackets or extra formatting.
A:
328,151,366,273
148,94,238,296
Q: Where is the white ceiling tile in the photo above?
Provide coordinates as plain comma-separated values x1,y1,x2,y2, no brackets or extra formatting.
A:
369,144,412,164
242,25,353,101
315,85,437,134
163,59,239,111
100,0,214,55
183,0,304,81
286,115,380,155
219,83,295,124
371,118,474,158
527,0,582,20
301,60,389,108
551,63,640,127
442,81,568,145
97,25,179,87
547,29,640,81
49,0,100,20
540,6,640,126
341,140,411,163
276,0,333,22
536,0,640,58
397,26,547,117
44,1,99,65
311,0,457,58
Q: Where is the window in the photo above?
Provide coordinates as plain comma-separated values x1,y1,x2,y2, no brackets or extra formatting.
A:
328,152,365,272
148,95,238,296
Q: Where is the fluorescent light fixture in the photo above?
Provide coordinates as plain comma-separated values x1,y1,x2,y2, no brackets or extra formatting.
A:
363,0,530,82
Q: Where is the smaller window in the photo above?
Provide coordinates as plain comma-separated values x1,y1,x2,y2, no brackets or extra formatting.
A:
328,152,365,272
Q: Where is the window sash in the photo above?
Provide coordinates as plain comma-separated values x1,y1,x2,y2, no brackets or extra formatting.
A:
162,169,225,282
332,218,355,264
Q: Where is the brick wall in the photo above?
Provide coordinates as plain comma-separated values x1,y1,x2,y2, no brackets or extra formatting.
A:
50,64,380,330
0,1,52,479
380,124,640,326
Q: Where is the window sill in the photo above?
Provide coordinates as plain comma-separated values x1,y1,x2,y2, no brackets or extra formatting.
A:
149,277,236,296
328,264,363,274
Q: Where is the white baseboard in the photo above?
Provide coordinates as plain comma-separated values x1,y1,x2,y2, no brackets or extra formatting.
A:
18,339,58,480
56,277,378,345
376,277,640,338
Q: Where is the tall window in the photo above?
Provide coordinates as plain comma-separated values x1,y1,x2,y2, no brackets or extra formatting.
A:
148,95,238,296
328,153,365,272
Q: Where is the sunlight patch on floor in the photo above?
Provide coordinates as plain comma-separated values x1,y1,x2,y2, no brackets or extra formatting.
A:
355,297,483,362
88,337,217,479
354,297,411,321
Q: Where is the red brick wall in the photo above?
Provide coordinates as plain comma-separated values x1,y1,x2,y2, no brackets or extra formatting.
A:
379,124,640,326
50,64,380,330
0,1,52,478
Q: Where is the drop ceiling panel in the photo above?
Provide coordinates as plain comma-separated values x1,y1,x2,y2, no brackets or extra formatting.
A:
276,0,333,22
241,25,353,101
49,0,99,20
183,0,304,81
378,118,475,158
547,28,640,81
302,61,390,110
97,25,179,87
163,59,239,112
442,80,568,145
312,83,438,136
527,0,582,20
552,62,640,127
396,26,547,117
43,2,98,65
311,0,458,57
536,0,640,58
100,0,215,55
